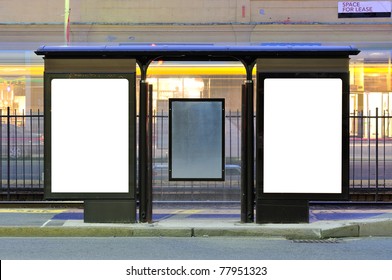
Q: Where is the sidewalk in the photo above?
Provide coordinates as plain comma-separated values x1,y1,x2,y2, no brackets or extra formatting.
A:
0,205,392,239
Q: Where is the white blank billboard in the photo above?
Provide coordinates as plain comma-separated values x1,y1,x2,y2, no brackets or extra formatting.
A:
263,78,342,194
51,79,129,193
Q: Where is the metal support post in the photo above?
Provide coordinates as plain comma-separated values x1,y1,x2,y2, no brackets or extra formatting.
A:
139,80,152,223
147,84,153,219
7,107,10,200
241,79,255,223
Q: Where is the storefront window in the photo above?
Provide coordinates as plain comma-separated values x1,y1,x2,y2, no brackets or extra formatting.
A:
0,51,43,114
350,52,392,138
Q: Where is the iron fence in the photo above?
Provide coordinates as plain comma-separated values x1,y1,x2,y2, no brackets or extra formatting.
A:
350,109,392,200
151,110,242,201
1,107,392,201
0,107,44,200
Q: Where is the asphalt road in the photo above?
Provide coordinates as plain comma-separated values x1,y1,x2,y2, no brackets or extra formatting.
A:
0,236,391,260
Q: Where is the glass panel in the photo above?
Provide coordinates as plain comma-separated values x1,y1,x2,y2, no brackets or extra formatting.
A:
170,99,224,180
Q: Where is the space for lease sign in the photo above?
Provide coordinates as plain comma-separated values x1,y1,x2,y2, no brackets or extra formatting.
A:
338,1,391,18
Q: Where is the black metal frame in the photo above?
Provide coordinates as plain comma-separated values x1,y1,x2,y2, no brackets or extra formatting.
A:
138,81,153,222
43,73,136,200
168,98,225,181
256,72,350,201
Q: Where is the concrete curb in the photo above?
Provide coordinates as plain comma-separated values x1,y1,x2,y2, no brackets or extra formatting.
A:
0,219,391,239
193,227,322,239
352,219,392,237
0,227,192,238
320,224,359,239
0,218,392,240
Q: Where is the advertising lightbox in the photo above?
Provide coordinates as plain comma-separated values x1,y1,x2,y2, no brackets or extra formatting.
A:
259,74,349,199
44,74,135,199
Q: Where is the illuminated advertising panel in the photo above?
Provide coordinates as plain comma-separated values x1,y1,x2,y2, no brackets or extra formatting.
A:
259,74,349,199
45,74,135,199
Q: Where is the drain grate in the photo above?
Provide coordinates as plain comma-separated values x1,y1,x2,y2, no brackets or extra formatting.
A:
292,239,341,244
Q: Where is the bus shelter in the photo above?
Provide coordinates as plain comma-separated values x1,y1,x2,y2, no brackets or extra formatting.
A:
36,44,359,223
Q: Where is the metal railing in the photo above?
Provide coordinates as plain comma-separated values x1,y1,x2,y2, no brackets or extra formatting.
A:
1,107,392,201
0,107,44,200
151,110,242,202
350,109,392,200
